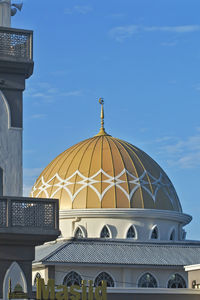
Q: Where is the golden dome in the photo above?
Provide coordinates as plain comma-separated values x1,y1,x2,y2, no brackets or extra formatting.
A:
31,134,182,212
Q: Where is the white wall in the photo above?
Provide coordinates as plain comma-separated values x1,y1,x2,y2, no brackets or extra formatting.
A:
59,209,190,241
53,265,187,288
32,268,46,285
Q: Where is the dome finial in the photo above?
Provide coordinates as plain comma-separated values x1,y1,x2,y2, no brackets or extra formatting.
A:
96,98,109,136
99,97,104,130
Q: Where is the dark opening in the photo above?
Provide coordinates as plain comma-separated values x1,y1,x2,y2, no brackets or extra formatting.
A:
0,168,3,195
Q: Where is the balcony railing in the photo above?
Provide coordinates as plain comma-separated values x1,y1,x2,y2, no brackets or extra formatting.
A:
0,27,33,61
0,196,59,230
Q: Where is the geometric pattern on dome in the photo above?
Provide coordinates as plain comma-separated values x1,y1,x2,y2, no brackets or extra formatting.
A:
31,168,177,207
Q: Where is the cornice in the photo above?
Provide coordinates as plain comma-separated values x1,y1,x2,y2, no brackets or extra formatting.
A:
59,209,192,225
184,264,200,271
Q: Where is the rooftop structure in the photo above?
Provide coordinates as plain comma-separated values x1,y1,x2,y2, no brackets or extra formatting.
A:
31,100,198,293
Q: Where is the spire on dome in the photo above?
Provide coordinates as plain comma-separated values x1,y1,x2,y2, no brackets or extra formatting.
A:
96,97,109,136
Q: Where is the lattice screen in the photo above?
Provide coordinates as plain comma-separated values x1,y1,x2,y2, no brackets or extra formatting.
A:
11,201,55,228
0,29,32,59
0,200,7,226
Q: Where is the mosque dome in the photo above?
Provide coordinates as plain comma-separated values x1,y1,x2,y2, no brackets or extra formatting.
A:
31,100,182,212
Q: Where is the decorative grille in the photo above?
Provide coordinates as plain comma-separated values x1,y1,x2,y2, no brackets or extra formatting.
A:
138,273,157,288
11,200,55,228
0,28,32,60
100,226,110,238
63,271,82,287
74,227,84,238
0,199,7,226
127,226,136,238
94,272,114,287
0,197,58,231
168,274,186,288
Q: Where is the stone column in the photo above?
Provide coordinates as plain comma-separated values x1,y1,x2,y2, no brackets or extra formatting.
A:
0,28,33,196
0,0,11,27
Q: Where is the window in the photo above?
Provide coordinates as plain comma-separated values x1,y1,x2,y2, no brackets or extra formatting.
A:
170,229,175,241
63,271,82,287
94,272,114,287
168,274,186,288
127,226,136,239
34,273,41,286
0,168,3,195
182,229,186,240
74,227,84,239
100,226,110,238
138,273,157,288
151,226,158,239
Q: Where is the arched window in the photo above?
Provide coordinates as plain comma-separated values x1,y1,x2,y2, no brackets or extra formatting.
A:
170,229,175,241
34,273,41,286
100,226,110,238
167,274,186,288
127,226,136,239
3,262,27,298
138,273,158,288
74,227,84,239
63,271,82,287
94,272,114,287
151,226,158,239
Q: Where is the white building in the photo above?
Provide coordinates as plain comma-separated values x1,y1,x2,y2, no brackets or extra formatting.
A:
31,101,200,290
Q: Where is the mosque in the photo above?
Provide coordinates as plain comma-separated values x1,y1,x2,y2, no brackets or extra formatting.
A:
31,99,200,290
1,1,200,298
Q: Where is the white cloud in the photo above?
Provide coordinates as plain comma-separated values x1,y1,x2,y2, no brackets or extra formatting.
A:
31,92,52,99
64,5,92,15
74,5,92,14
24,167,43,177
25,81,82,101
64,8,73,15
37,82,51,89
161,41,177,47
109,25,200,42
194,83,200,91
162,136,200,153
167,152,200,169
156,132,200,169
145,25,200,33
47,88,58,94
30,114,46,119
109,25,139,42
61,90,82,97
155,136,176,143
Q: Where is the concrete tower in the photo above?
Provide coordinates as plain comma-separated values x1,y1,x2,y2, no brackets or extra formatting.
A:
0,0,33,196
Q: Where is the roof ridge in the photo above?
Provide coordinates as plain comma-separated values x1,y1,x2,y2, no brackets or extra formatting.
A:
65,238,200,248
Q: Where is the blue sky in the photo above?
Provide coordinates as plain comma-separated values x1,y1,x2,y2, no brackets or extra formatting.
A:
12,0,200,239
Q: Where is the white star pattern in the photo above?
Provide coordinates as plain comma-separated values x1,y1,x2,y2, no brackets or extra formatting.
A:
31,169,177,208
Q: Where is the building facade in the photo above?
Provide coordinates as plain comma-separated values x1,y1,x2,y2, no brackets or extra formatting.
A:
0,3,60,299
31,102,200,291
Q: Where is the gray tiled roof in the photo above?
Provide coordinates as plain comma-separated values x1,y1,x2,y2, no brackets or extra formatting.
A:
34,239,200,266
